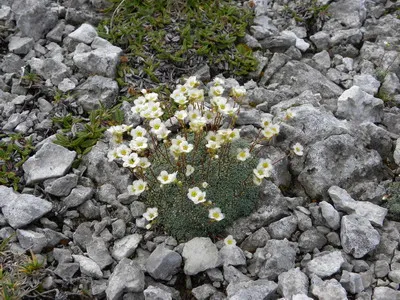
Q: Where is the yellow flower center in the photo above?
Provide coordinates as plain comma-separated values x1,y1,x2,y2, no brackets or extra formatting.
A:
212,212,220,218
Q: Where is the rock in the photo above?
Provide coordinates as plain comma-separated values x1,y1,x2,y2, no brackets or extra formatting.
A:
328,186,387,226
375,260,390,278
73,222,93,251
223,265,251,284
62,185,93,209
130,201,146,218
310,31,330,51
14,0,58,40
17,229,47,253
353,74,381,95
46,21,66,43
98,183,117,204
8,36,34,55
311,276,347,300
112,219,126,239
298,134,382,200
145,244,182,281
1,53,25,73
226,279,278,300
340,270,364,294
389,270,400,284
219,245,246,267
278,268,309,299
254,239,298,280
306,251,345,278
23,143,76,185
267,215,297,240
58,78,76,92
191,284,217,300
87,238,113,270
28,57,70,86
54,262,80,280
106,258,145,300
44,174,78,197
312,50,331,70
182,237,220,275
53,248,73,263
68,23,98,44
372,286,400,300
73,47,122,78
0,186,52,229
240,227,270,253
341,215,380,258
395,139,400,166
327,0,366,28
298,229,327,253
72,255,103,279
319,201,341,230
336,86,383,123
112,234,142,261
144,285,173,300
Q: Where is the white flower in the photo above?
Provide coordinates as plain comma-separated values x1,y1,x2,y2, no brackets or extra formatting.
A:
253,166,271,179
179,141,194,153
145,224,152,230
149,118,164,131
257,158,273,172
208,207,225,221
188,88,204,102
237,148,250,161
202,182,209,188
187,187,206,204
116,145,132,158
155,127,171,140
176,84,189,94
228,129,240,141
270,124,280,135
129,137,148,151
209,85,224,97
224,235,236,246
186,165,195,176
260,116,272,128
292,142,304,156
157,170,178,185
145,92,158,102
206,140,222,150
188,109,201,121
143,207,158,221
185,76,199,88
173,93,188,105
262,124,279,139
130,126,147,139
253,175,262,186
231,86,246,97
122,152,140,168
138,157,151,169
127,179,147,196
107,149,119,162
175,110,188,121
141,89,147,94
213,77,225,86
284,109,295,120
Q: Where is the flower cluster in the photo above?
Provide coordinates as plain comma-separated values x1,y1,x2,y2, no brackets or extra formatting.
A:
106,75,305,236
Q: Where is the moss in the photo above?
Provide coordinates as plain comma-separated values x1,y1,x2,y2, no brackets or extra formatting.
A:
385,182,400,222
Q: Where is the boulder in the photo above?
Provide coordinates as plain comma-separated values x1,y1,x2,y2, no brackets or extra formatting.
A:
182,237,220,275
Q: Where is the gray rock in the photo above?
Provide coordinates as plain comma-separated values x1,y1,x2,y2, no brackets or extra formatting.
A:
0,186,52,229
146,244,182,281
54,262,80,280
395,139,400,166
106,258,145,300
98,183,117,204
182,237,220,275
340,270,364,294
310,31,330,51
353,74,380,95
375,260,390,278
267,215,297,240
326,232,341,247
298,229,327,253
62,185,93,209
219,245,246,267
206,268,224,282
254,239,298,280
336,86,383,123
17,229,47,253
389,270,400,284
236,109,262,126
327,0,366,28
278,268,309,299
23,143,76,185
14,0,58,40
87,238,113,270
73,222,93,251
1,53,25,73
0,5,11,20
112,219,126,239
58,78,76,92
112,234,142,261
226,279,278,300
73,47,122,78
311,276,347,300
144,285,173,300
298,134,382,200
46,21,66,43
72,255,103,279
28,57,70,85
78,200,100,220
44,174,78,197
319,201,341,230
240,227,270,253
372,286,400,300
328,186,387,226
76,75,119,112
260,34,296,51
223,265,251,284
306,251,345,278
130,201,146,218
313,50,331,70
341,215,380,258
8,36,34,55
68,23,98,44
191,284,217,300
53,248,73,263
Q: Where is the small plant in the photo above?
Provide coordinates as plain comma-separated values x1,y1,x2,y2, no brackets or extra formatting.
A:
20,69,42,89
53,105,124,166
384,182,400,222
0,134,34,191
106,76,302,241
19,251,44,276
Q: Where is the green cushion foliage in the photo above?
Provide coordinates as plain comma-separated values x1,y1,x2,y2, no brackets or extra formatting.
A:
98,0,258,83
144,136,259,241
385,182,400,221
